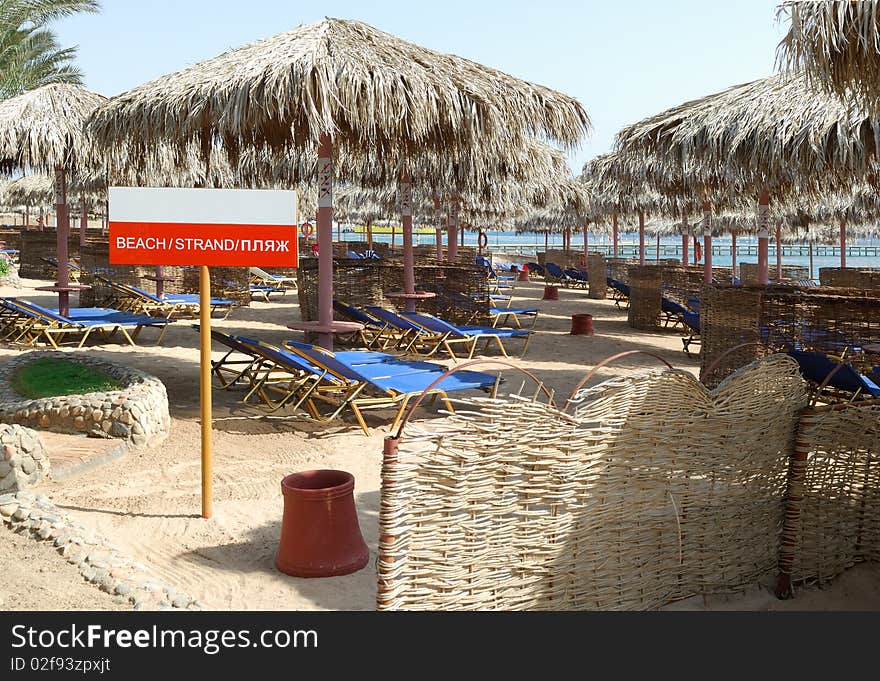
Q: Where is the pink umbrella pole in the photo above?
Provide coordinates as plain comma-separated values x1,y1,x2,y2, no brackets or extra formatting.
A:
775,220,782,280
702,201,712,284
54,166,71,316
655,232,661,262
681,208,689,266
447,199,458,262
809,240,814,280
731,230,738,282
316,134,335,349
612,211,619,259
840,219,847,267
433,194,442,261
38,206,44,230
544,230,548,253
80,197,88,247
583,224,589,266
638,210,645,266
757,189,770,285
400,175,417,312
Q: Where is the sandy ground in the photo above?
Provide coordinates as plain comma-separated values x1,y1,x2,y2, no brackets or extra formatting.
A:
1,274,877,611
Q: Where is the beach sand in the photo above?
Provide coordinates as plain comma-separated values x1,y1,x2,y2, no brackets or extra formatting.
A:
0,275,876,611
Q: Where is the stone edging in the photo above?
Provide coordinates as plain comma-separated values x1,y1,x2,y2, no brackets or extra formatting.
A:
0,424,49,492
0,491,200,611
0,352,170,446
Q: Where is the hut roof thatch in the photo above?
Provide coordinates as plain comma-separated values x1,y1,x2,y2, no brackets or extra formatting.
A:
87,17,590,167
612,71,878,193
777,1,880,109
0,84,107,171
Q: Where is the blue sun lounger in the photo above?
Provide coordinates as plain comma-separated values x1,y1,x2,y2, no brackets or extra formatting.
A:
236,336,498,432
1,298,169,348
787,349,880,401
400,311,532,360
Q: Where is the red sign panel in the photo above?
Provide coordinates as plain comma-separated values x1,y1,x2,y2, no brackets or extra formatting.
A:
110,222,297,266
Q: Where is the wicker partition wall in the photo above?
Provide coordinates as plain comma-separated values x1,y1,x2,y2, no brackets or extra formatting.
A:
0,229,22,251
778,401,880,588
606,258,637,284
587,253,607,299
661,265,733,309
739,262,810,284
378,355,807,610
18,230,81,279
819,267,880,289
296,259,491,337
627,265,662,330
78,240,250,307
700,284,880,387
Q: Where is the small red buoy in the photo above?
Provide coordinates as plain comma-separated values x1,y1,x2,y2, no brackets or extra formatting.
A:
570,313,594,335
275,470,369,578
518,265,530,282
542,285,559,300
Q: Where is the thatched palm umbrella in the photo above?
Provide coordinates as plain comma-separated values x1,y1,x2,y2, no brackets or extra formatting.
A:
777,0,880,109
613,70,878,284
0,84,107,313
88,17,590,346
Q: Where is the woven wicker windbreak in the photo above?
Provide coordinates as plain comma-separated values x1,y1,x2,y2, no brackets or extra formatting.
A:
627,265,662,330
778,401,880,589
587,253,607,299
0,229,22,251
377,355,807,610
739,263,810,285
606,257,637,284
77,240,250,307
296,258,491,340
18,230,80,280
819,267,880,289
700,284,880,388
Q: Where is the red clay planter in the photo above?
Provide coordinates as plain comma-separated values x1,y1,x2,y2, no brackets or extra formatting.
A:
517,266,530,282
275,469,369,578
570,313,594,335
542,285,559,300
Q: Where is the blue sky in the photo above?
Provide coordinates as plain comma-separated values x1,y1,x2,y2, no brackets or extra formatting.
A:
53,0,787,176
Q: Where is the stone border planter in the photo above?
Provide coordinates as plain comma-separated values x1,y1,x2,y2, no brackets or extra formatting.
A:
0,424,48,491
0,491,200,611
0,352,170,446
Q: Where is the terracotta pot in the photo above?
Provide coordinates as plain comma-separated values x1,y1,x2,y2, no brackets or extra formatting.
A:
570,313,594,335
542,285,559,300
517,266,530,282
275,469,369,578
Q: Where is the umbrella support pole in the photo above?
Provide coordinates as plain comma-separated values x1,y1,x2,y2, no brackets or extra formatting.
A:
200,265,213,519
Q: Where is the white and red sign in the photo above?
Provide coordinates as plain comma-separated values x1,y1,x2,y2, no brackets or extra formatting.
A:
109,187,298,267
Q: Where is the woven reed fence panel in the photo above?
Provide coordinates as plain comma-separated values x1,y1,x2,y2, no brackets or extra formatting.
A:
18,230,80,279
296,259,490,338
378,355,807,610
587,254,607,299
627,265,661,330
606,258,637,284
819,267,880,289
778,402,880,587
542,249,581,269
739,262,810,285
700,285,880,387
0,229,22,251
181,267,250,306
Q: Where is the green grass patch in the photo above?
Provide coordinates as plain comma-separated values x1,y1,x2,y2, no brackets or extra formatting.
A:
12,358,122,399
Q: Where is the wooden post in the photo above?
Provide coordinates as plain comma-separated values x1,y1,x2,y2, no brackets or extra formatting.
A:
200,265,213,519
840,218,847,267
655,232,661,262
80,196,88,247
447,197,458,262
